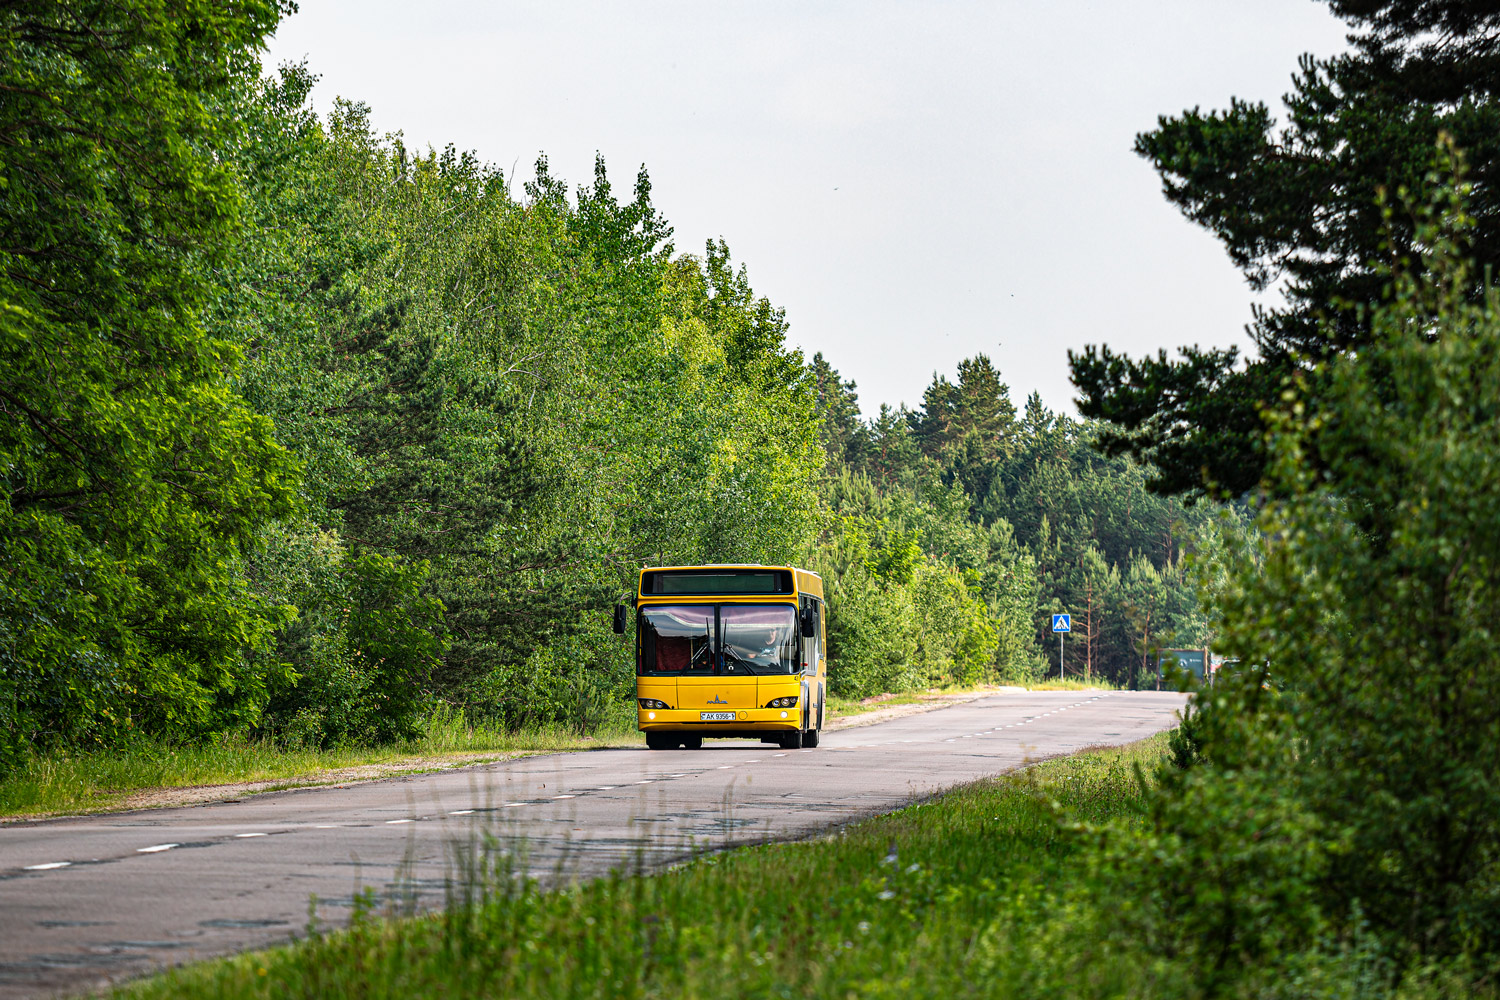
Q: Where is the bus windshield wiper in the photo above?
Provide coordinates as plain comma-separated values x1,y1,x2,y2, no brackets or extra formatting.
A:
689,622,714,669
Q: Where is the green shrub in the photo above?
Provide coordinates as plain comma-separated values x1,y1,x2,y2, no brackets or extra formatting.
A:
260,549,445,746
1166,704,1208,772
473,618,633,735
1134,167,1500,979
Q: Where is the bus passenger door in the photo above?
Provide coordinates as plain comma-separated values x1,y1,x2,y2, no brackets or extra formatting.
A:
800,597,820,730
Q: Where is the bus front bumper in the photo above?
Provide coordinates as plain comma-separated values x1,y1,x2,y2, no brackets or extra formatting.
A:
638,708,800,731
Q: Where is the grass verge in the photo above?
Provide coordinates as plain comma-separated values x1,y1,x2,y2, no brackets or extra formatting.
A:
824,690,943,719
0,709,639,820
1025,678,1123,692
118,735,1170,1000
826,680,1118,724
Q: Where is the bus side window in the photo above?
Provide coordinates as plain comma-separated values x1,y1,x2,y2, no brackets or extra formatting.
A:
803,599,819,675
816,602,823,670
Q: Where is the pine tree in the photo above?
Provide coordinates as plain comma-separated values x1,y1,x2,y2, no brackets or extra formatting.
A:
1071,0,1500,496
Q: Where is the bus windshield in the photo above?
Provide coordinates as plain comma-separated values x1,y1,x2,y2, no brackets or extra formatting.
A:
720,605,798,675
639,605,715,675
639,604,798,676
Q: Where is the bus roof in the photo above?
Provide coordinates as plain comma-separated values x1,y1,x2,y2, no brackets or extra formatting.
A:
637,565,823,602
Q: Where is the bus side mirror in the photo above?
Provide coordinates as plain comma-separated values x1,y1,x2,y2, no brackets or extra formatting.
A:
800,606,816,638
612,604,628,635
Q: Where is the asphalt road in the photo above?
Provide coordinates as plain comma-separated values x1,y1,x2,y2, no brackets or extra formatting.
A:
0,689,1185,998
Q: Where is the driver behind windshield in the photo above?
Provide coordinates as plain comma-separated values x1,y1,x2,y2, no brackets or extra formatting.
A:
725,626,791,672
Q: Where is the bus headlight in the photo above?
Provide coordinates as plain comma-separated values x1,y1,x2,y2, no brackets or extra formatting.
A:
765,696,798,709
638,698,670,710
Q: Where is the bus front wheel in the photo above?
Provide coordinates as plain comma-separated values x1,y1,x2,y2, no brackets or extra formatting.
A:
646,733,674,750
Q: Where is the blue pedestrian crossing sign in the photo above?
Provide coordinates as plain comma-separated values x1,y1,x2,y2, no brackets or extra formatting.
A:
1052,614,1071,633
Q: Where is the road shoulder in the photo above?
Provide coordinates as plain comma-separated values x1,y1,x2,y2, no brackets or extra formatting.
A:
2,685,1064,822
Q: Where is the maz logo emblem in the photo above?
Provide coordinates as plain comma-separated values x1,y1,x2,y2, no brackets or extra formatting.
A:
708,695,727,704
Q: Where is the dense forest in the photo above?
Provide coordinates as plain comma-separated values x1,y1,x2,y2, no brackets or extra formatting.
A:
0,6,1212,768
9,0,1500,991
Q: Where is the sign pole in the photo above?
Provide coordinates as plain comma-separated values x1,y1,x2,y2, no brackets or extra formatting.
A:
1051,614,1071,680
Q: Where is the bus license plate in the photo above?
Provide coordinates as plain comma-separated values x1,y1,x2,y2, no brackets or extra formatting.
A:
700,711,735,721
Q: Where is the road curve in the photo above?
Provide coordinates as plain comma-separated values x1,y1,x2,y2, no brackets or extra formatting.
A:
0,689,1185,998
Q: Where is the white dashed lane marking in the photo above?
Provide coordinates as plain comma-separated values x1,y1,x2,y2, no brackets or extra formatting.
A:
10,698,1136,877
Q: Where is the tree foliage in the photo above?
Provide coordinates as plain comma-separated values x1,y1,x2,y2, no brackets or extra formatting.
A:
1120,181,1500,985
1071,0,1500,497
0,1,297,762
812,353,1216,695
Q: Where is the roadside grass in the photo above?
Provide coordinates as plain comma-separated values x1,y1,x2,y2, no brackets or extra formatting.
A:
825,682,1026,721
0,708,640,820
827,679,1118,723
824,691,932,718
1026,677,1123,692
119,735,1176,1000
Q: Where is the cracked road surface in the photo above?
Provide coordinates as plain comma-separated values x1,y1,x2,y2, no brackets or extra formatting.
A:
0,690,1185,998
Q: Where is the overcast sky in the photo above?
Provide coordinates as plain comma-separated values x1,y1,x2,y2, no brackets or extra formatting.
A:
264,1,1351,418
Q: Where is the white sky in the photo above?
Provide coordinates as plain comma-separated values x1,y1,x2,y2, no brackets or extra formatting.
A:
264,1,1351,418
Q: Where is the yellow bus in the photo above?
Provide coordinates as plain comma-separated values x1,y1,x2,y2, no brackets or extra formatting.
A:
612,564,827,750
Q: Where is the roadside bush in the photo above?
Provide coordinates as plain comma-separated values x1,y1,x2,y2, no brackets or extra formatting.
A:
0,507,298,764
823,569,920,698
1166,700,1208,771
0,513,132,766
343,553,446,741
813,506,1010,697
473,618,633,735
1106,749,1332,993
912,562,997,686
812,514,920,698
1219,187,1500,962
1129,171,1500,984
259,547,445,746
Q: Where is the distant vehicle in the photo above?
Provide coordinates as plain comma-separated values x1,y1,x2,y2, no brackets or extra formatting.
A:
613,565,826,750
1158,648,1211,684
